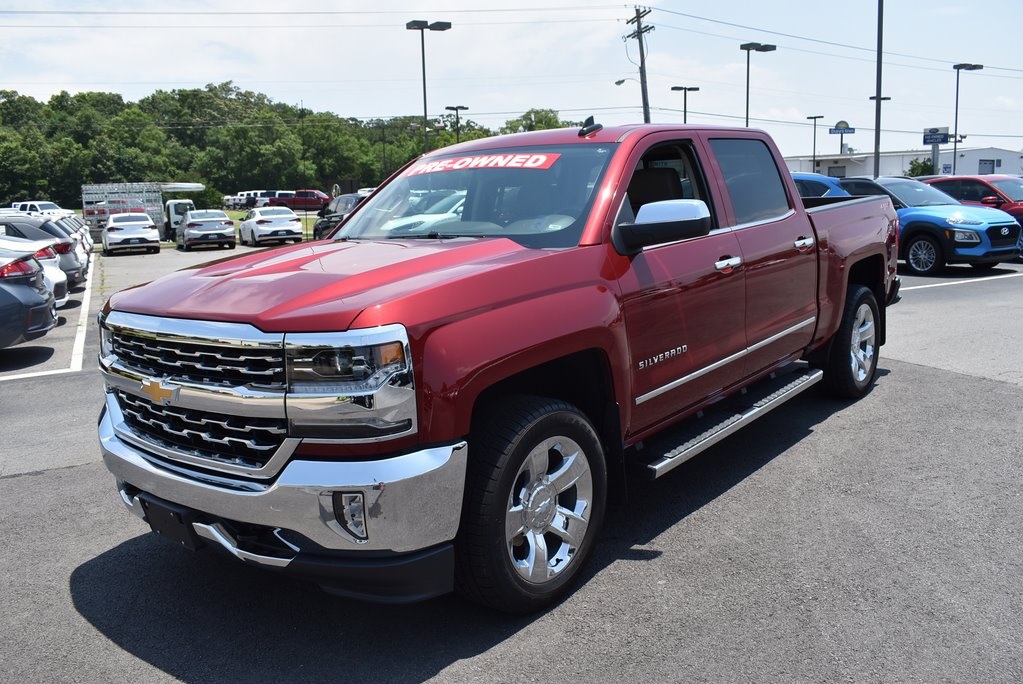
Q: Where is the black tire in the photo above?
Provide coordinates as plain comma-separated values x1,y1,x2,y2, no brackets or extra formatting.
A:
904,235,944,276
183,243,191,252
822,285,880,399
455,396,607,613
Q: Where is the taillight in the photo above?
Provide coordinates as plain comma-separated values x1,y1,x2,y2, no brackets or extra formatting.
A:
187,222,201,228
53,242,74,253
34,246,57,260
291,218,302,223
256,219,271,225
225,220,234,226
106,227,123,232
0,258,38,279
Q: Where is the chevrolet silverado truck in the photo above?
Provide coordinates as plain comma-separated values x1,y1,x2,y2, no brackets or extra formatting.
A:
97,122,900,613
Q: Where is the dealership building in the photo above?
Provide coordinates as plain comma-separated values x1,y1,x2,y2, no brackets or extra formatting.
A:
785,146,1023,179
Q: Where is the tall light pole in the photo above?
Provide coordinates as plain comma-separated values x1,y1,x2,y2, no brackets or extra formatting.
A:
740,42,776,127
670,86,699,123
445,105,468,143
406,19,451,155
807,115,823,169
953,63,983,174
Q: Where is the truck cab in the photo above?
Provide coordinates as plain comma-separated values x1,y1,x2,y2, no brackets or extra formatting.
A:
163,200,196,241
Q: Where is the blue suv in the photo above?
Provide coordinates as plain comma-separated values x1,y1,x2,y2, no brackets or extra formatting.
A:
798,174,1021,276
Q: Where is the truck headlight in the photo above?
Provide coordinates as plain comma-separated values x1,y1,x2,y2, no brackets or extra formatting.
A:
950,229,981,243
285,325,416,441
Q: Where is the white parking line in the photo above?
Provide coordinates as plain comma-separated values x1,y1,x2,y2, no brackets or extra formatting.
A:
0,264,94,383
901,271,1023,292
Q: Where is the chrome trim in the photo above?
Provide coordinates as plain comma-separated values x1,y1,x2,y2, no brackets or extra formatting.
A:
729,208,796,232
193,522,294,568
714,256,742,271
101,363,286,418
102,311,284,347
636,318,816,405
104,391,298,479
101,403,468,553
647,368,823,478
794,237,815,250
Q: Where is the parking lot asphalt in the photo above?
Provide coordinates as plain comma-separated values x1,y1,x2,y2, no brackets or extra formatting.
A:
1,251,1021,682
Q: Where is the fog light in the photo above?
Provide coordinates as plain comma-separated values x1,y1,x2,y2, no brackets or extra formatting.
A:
332,492,368,541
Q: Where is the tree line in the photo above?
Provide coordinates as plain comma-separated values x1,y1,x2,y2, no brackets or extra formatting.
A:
0,82,578,208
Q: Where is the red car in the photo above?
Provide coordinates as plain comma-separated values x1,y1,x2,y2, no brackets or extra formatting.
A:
923,175,1023,225
267,188,329,212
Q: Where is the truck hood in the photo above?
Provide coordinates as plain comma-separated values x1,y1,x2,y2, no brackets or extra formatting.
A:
898,203,1016,226
108,238,542,332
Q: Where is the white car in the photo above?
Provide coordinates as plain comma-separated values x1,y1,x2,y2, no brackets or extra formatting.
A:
176,209,236,251
0,235,69,308
102,213,161,255
238,207,303,246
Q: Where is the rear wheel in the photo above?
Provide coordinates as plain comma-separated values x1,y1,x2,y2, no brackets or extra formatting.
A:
904,235,943,276
822,285,879,398
456,396,607,613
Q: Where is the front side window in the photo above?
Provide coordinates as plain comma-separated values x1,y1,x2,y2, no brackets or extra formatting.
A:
338,144,616,249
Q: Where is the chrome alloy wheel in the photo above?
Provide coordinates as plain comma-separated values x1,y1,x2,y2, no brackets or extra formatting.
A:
505,436,593,584
907,239,938,274
849,301,876,383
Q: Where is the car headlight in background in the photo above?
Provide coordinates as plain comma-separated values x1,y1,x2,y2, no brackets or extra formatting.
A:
949,229,981,243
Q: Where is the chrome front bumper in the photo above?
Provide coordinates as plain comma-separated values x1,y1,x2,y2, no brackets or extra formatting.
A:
99,398,468,557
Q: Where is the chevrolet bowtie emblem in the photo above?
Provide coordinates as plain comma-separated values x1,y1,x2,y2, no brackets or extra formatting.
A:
140,378,179,405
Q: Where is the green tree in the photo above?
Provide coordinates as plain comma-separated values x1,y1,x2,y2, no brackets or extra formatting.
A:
500,109,579,134
905,158,934,177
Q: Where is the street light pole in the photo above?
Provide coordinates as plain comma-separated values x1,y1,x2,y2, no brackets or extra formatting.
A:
807,115,823,169
739,42,776,127
670,86,699,123
953,63,983,174
445,105,468,143
406,19,451,155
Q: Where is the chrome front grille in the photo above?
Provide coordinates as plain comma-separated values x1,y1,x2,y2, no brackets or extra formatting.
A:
111,331,286,390
117,389,286,469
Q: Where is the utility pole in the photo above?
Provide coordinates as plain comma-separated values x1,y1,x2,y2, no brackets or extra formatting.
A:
626,7,653,124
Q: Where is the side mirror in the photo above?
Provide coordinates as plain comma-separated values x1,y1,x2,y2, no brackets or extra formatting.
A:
612,199,713,256
981,195,1005,207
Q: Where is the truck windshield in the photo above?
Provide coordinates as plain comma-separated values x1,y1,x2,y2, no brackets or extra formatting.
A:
338,144,617,248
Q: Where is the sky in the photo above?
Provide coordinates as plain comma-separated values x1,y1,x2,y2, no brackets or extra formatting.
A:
2,1,1021,162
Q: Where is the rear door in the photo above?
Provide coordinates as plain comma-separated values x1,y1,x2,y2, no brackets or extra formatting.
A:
706,137,817,378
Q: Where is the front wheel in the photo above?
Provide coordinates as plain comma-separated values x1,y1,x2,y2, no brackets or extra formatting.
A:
822,285,880,398
904,235,943,276
456,396,607,613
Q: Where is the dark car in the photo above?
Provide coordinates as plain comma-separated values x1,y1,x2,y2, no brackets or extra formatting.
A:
0,251,56,349
313,193,365,239
923,175,1023,226
0,217,87,285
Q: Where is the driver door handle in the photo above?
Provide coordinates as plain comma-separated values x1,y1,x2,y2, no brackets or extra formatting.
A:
715,256,742,273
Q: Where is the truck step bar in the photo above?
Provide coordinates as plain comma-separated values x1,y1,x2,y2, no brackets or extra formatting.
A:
635,364,823,479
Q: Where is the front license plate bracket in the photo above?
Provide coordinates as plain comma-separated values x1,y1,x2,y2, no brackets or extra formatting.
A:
138,493,205,551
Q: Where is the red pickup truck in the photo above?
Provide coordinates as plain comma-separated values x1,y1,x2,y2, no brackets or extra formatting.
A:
267,188,329,211
97,122,900,612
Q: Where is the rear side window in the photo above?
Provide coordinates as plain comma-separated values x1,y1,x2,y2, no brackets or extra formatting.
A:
710,138,790,225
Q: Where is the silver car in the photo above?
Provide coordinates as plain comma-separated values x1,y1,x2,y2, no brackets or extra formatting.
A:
176,209,237,251
238,207,303,246
102,213,161,255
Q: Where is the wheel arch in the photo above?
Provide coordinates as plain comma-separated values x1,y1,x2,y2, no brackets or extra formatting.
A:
899,222,945,260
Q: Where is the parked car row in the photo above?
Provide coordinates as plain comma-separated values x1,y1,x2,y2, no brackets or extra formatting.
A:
0,204,94,350
792,172,1022,275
